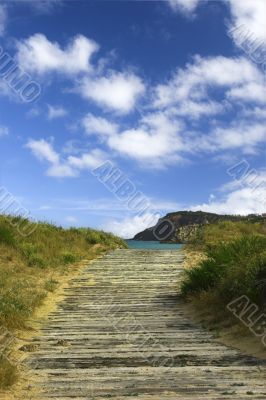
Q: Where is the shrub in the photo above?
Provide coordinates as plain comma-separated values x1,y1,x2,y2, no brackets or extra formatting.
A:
0,225,15,247
181,235,266,307
61,252,78,264
44,279,58,292
86,230,101,245
28,255,46,268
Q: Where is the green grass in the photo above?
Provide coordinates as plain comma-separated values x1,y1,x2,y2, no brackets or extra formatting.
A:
181,221,266,333
190,220,266,249
182,235,266,305
0,214,127,389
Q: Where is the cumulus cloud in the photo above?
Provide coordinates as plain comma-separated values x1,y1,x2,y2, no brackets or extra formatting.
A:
47,104,67,119
26,138,59,164
191,167,266,215
191,119,266,155
79,71,145,114
82,112,185,168
68,149,106,170
26,138,75,177
82,114,118,136
16,34,99,75
154,55,263,109
26,138,106,177
46,163,76,178
191,187,266,215
210,122,266,153
228,0,266,41
107,113,185,167
166,100,224,119
167,0,200,15
227,82,266,104
102,212,159,239
167,0,266,41
15,34,144,114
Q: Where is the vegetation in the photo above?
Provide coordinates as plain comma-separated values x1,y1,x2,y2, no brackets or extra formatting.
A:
190,220,266,249
0,214,126,389
0,356,17,389
181,221,266,331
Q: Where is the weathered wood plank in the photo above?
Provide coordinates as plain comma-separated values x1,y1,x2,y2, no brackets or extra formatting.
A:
19,249,266,399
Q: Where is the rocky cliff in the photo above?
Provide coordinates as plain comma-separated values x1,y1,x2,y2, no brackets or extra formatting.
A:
133,211,264,243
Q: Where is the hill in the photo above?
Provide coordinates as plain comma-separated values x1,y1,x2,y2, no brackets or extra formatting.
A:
133,210,265,243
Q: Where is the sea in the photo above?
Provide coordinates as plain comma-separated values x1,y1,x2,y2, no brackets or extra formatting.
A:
126,240,183,250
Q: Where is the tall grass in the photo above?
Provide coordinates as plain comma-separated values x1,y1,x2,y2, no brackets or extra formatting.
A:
181,221,266,335
0,214,127,389
182,235,266,306
190,220,266,249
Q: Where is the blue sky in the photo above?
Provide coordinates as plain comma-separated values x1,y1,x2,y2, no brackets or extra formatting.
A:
0,0,265,237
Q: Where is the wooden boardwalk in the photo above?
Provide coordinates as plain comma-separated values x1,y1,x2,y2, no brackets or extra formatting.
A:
23,249,266,399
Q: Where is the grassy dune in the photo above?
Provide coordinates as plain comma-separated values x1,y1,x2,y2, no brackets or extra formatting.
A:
181,221,266,340
0,214,127,389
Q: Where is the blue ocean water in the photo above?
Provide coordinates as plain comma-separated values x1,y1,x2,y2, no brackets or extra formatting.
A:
126,240,183,250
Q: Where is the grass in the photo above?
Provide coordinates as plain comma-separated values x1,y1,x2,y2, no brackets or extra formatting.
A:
181,221,266,339
0,214,127,389
0,356,17,389
182,235,266,304
190,220,266,249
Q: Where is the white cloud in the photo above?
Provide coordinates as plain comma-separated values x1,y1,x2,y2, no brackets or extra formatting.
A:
65,216,78,223
191,186,266,216
240,107,266,120
167,0,200,15
0,4,7,36
227,82,266,104
167,0,266,41
191,167,266,215
47,104,67,119
26,138,106,178
26,139,59,164
16,34,99,75
107,113,184,167
81,112,186,168
0,125,9,137
167,100,224,119
26,138,76,177
154,55,263,109
191,188,265,215
211,122,266,153
80,71,145,114
186,120,266,156
228,0,266,41
68,149,106,170
102,212,159,239
47,163,76,177
83,113,118,136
